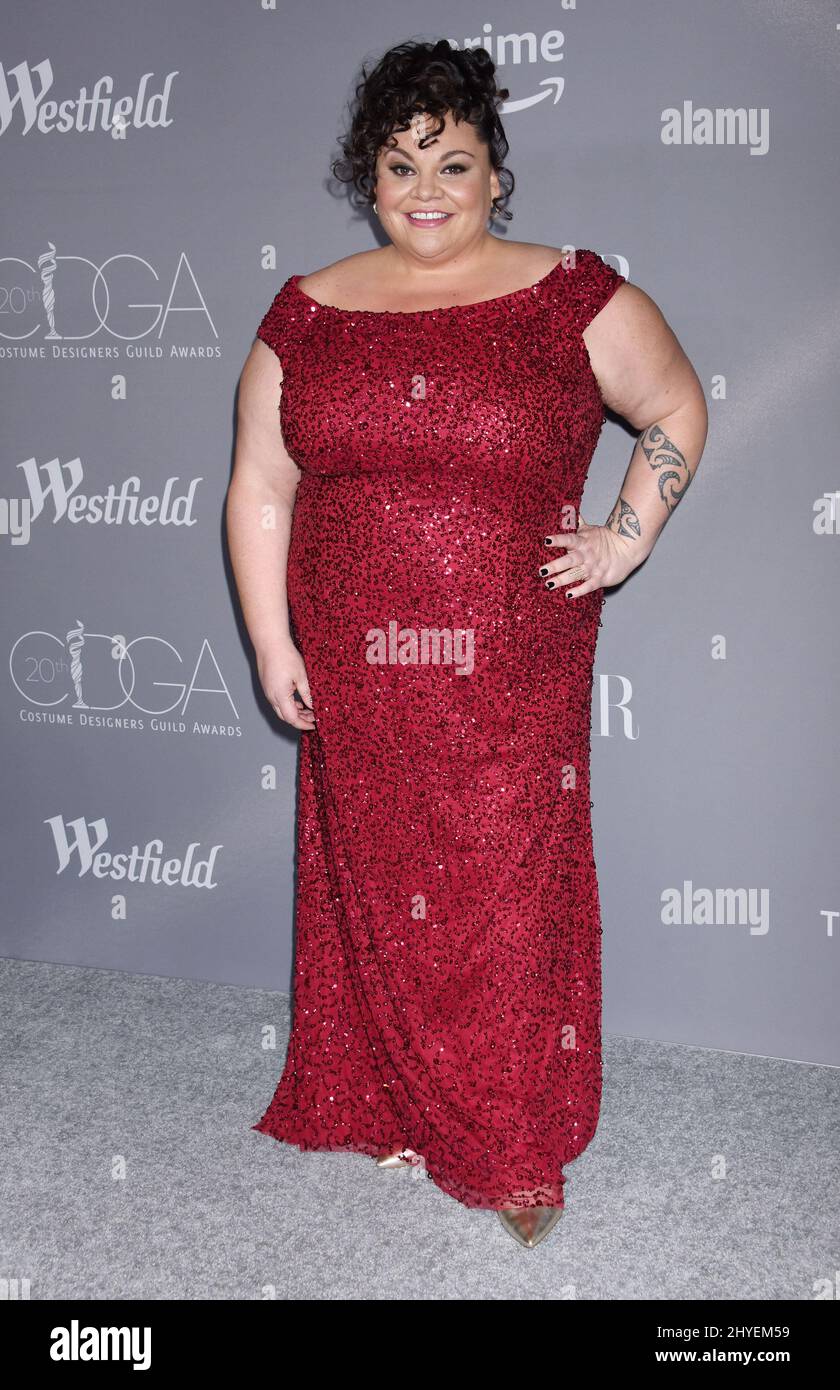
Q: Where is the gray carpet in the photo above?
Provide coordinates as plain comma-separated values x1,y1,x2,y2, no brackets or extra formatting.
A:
1,956,836,1300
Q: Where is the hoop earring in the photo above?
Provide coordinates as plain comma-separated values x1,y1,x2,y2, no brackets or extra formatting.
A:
373,201,378,215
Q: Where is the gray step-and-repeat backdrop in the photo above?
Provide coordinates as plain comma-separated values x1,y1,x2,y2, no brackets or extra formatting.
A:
3,2,837,1065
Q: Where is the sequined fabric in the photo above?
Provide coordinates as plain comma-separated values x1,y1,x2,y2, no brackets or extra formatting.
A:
251,248,626,1210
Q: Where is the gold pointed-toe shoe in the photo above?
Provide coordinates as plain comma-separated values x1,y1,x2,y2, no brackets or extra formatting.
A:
375,1148,419,1169
497,1206,563,1248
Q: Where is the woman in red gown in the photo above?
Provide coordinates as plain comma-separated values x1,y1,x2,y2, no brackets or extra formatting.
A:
229,39,708,1248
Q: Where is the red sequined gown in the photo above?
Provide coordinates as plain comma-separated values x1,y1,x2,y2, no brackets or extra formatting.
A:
251,248,626,1210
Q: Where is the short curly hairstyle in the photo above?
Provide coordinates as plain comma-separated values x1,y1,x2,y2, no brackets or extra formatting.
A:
332,38,515,221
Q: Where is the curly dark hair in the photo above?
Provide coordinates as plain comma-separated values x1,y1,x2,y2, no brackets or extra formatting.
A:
332,38,515,221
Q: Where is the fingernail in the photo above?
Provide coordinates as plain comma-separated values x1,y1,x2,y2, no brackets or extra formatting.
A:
538,566,548,576
546,580,555,589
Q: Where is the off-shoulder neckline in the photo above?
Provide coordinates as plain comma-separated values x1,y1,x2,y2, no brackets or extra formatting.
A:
286,252,572,318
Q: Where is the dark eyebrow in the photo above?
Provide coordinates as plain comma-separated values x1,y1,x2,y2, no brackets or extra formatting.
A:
386,146,476,162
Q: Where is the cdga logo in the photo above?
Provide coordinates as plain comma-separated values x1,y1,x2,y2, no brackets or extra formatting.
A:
10,624,240,725
0,244,217,343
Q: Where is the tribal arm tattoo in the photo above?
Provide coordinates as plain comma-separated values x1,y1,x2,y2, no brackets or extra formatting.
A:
605,418,697,550
638,422,693,512
605,496,641,539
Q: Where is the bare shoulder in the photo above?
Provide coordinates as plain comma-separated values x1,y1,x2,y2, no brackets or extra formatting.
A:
491,240,560,260
297,250,385,303
528,242,572,271
583,276,666,347
298,243,566,304
490,241,571,281
583,277,702,426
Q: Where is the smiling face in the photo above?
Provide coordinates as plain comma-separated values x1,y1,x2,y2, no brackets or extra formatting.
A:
373,109,502,262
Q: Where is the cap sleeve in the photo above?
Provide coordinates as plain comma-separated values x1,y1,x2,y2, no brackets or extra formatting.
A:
568,248,626,333
255,277,299,362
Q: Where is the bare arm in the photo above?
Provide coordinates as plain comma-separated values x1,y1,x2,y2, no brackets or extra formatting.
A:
542,281,709,596
590,282,708,554
226,339,315,728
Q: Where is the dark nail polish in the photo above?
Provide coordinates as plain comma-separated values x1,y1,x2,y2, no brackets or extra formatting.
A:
539,567,548,576
544,537,553,546
546,580,555,589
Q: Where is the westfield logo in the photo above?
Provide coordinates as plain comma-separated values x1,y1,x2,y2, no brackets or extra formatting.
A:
0,59,177,136
2,456,202,544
